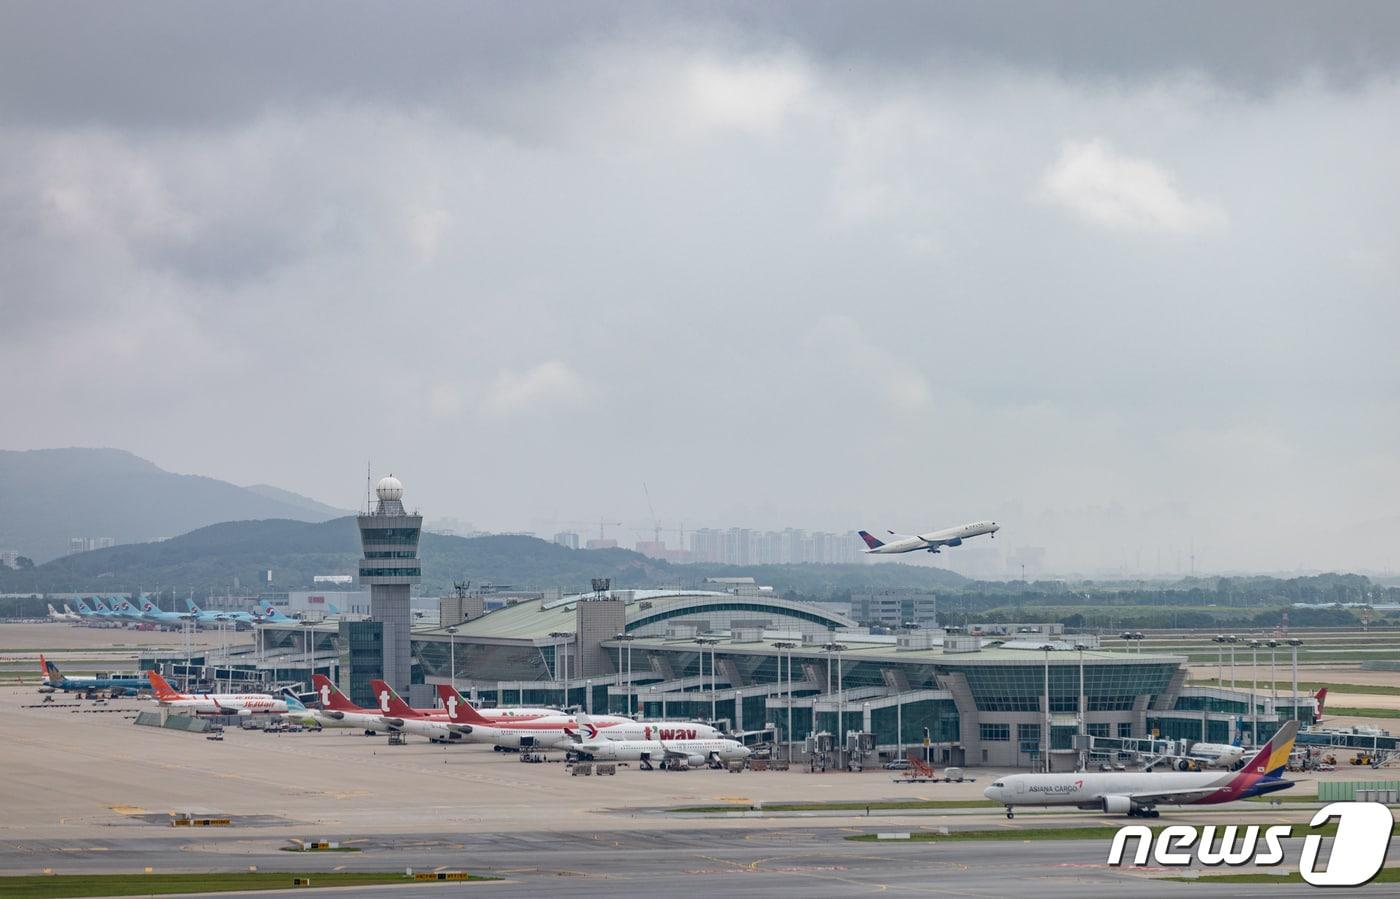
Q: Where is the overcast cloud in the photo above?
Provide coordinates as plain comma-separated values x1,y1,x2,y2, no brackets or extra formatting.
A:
2,2,1397,575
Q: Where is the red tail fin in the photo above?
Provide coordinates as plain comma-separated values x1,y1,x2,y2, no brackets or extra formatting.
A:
435,684,491,725
39,653,51,680
369,679,421,717
1314,687,1327,719
147,670,182,701
311,674,361,711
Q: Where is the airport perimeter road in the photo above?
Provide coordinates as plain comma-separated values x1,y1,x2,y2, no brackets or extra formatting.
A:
0,828,1389,898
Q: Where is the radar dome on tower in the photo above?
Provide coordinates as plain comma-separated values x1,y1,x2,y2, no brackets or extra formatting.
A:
376,475,403,502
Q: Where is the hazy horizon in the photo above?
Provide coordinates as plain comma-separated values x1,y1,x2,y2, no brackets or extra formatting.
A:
3,3,1397,575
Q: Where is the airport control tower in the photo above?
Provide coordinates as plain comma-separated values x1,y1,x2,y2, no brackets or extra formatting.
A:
357,475,421,692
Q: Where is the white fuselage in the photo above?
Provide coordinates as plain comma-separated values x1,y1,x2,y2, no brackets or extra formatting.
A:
984,770,1231,809
316,708,391,730
449,717,718,751
159,693,288,715
575,738,750,765
1181,742,1245,768
866,521,1000,554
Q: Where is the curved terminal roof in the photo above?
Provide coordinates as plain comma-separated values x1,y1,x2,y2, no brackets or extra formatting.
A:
424,589,858,643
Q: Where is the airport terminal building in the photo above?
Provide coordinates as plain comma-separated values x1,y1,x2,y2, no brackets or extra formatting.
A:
226,582,1314,768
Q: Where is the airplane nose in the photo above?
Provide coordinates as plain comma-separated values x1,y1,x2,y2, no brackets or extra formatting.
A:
982,786,997,800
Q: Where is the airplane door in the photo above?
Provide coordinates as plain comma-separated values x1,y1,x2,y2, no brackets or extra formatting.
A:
1015,780,1026,795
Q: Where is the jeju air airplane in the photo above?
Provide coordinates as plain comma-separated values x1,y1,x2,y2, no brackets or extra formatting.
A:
984,720,1299,819
858,520,999,555
147,671,287,716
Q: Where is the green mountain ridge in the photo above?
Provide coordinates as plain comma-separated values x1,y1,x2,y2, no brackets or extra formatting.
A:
0,516,969,599
0,448,346,562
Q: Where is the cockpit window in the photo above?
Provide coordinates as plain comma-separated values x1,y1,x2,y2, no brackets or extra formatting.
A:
992,781,1004,787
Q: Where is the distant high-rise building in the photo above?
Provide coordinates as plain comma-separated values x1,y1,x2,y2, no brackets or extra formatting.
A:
356,475,421,694
584,538,618,550
553,531,580,550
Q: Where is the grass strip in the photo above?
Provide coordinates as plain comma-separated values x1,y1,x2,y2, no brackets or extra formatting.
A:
0,871,491,898
1166,867,1400,884
1325,706,1400,719
672,799,1000,813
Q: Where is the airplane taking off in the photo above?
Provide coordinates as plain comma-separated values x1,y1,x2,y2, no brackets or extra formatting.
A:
985,721,1298,819
47,604,81,622
148,671,287,715
858,520,1000,555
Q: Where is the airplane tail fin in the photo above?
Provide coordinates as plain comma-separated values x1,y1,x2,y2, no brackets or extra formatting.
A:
326,603,340,615
369,679,418,717
147,670,183,701
1232,716,1244,747
47,604,59,616
1314,687,1327,720
1243,720,1299,780
311,674,360,711
185,598,202,612
434,684,491,726
858,530,885,550
281,690,308,712
39,654,56,682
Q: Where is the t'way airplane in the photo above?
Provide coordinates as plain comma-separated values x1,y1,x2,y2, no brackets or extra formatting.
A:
572,732,751,769
306,676,392,732
984,720,1299,819
365,679,559,720
148,670,287,715
434,685,719,750
858,520,1000,555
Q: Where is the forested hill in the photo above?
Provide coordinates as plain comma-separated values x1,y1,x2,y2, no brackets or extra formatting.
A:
0,448,348,562
0,515,968,599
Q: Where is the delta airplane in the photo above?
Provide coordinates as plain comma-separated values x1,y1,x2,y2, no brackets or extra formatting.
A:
858,520,1000,555
47,604,81,622
984,720,1298,819
572,731,751,769
148,671,287,715
38,654,147,694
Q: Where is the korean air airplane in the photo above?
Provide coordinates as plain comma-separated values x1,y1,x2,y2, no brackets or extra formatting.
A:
138,599,195,624
256,602,298,623
858,520,1000,555
108,598,148,620
183,599,255,626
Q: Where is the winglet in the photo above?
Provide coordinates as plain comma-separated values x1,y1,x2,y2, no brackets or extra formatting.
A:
147,670,183,702
311,674,360,711
858,530,885,549
435,684,491,726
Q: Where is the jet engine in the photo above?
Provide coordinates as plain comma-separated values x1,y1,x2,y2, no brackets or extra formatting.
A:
1175,759,1194,771
944,537,962,547
1101,795,1133,815
685,754,707,767
324,710,345,720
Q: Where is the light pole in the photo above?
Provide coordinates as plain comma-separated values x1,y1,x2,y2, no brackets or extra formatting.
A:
1042,644,1053,772
1248,640,1261,746
446,626,457,686
1075,642,1088,772
1212,634,1226,684
1267,639,1278,709
773,641,796,761
1288,639,1304,720
1227,635,1238,689
549,631,573,709
614,633,636,716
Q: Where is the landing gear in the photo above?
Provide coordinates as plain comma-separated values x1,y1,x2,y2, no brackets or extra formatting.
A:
1128,807,1160,819
1006,808,1015,819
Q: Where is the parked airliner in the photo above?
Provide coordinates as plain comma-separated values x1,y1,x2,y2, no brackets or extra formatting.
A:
859,520,1000,554
984,721,1298,819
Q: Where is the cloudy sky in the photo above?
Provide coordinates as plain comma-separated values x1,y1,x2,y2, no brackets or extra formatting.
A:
3,2,1398,575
